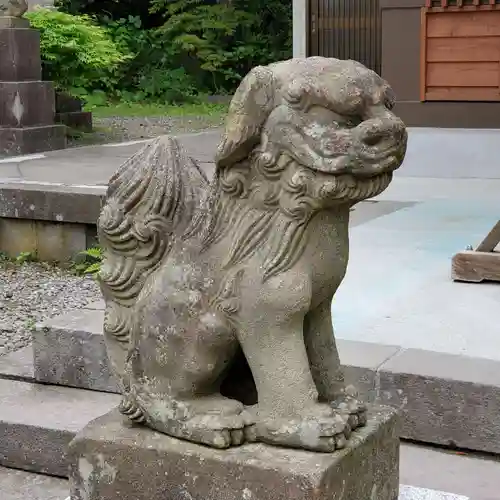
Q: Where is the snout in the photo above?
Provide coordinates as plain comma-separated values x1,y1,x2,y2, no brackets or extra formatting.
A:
352,114,407,176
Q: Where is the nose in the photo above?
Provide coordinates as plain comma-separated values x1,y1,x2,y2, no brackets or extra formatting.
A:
358,116,406,148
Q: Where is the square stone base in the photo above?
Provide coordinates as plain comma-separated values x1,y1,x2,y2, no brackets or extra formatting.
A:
68,407,400,500
0,124,66,156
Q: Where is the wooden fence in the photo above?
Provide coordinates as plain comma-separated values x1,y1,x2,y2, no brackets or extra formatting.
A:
421,0,500,101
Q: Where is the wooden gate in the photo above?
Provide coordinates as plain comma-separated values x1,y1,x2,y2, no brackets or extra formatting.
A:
308,0,382,75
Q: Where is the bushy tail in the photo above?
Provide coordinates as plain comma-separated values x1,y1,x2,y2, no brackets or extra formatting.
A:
97,136,209,389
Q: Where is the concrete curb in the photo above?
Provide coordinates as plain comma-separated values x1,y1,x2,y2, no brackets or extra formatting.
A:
2,305,494,456
0,182,105,224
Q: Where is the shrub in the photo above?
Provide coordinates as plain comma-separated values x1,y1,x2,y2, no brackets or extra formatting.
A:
26,8,130,97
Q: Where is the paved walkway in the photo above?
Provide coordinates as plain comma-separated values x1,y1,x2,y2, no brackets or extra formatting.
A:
0,127,499,362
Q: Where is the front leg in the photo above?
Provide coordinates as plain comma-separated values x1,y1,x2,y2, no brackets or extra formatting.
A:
303,299,345,402
304,299,367,427
236,273,353,452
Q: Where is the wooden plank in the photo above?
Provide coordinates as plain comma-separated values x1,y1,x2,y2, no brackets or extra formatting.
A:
420,8,428,102
427,11,500,38
427,36,500,62
452,250,500,282
426,61,500,87
426,86,500,100
476,220,500,252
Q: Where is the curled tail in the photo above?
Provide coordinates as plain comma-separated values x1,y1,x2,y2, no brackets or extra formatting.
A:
97,136,209,391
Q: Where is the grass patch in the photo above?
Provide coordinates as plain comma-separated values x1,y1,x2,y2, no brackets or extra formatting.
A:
87,101,229,119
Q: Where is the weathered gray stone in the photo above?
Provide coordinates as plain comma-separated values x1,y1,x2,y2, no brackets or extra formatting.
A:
0,81,57,127
0,183,104,224
34,308,118,393
338,340,402,403
0,346,34,382
0,379,120,476
378,348,500,454
69,406,400,500
0,15,29,27
0,124,66,156
0,29,41,82
97,57,407,452
56,110,93,132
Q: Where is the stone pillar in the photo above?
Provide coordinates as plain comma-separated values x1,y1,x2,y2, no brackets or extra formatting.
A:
0,12,66,157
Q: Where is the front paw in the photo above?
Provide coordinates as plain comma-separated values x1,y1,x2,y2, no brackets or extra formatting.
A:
330,385,367,429
245,403,355,453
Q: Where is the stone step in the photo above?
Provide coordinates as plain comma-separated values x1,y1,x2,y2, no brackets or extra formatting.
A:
0,378,120,477
0,466,68,500
24,307,500,456
0,465,470,500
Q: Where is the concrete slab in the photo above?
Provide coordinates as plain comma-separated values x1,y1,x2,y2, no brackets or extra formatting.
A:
401,127,500,179
0,346,34,382
0,129,220,186
334,199,500,361
0,466,68,500
400,443,500,500
0,379,120,476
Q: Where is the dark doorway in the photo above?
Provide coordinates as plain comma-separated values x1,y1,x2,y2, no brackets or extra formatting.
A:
308,0,382,75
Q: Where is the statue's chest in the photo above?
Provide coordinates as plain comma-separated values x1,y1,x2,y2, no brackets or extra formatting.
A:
305,209,350,303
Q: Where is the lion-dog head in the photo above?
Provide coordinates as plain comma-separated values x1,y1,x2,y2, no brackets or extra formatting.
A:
205,58,407,280
215,57,407,211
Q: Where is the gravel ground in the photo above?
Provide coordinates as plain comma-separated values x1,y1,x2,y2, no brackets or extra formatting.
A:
68,115,225,147
0,262,101,356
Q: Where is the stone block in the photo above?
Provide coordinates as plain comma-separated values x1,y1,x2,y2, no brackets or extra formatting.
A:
0,346,34,382
34,308,118,393
0,81,57,127
338,339,401,402
378,348,500,454
0,379,120,476
0,28,41,81
69,407,400,500
55,92,83,113
0,123,66,156
0,182,105,224
56,111,93,132
0,16,30,28
0,218,88,262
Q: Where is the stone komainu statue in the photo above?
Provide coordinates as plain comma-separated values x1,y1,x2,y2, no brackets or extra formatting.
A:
0,0,28,17
97,57,407,452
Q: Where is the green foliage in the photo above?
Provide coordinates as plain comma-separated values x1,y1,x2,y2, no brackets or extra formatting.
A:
74,247,103,276
16,251,37,264
25,9,130,97
51,0,292,102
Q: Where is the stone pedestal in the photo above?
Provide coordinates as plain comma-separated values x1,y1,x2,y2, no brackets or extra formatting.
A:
0,23,66,156
68,407,400,500
55,91,93,132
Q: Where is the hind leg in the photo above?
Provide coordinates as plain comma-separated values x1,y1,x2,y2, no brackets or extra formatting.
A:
126,302,254,449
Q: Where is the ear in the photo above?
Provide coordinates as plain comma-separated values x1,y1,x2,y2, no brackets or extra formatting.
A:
216,66,276,169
